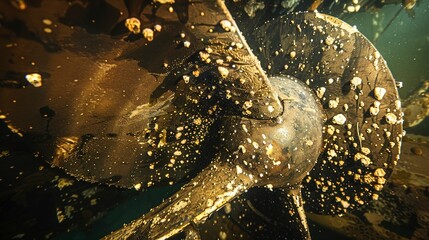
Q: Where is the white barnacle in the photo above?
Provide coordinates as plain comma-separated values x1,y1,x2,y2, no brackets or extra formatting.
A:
193,117,202,125
354,152,371,166
266,144,274,156
182,75,190,83
395,100,401,110
220,20,233,32
374,51,381,59
377,177,386,185
243,100,253,109
347,5,356,12
175,132,182,139
216,59,224,65
42,19,52,25
361,147,371,155
223,203,232,214
328,97,339,109
266,184,274,191
125,17,141,34
241,124,248,133
236,165,243,174
133,183,142,191
25,73,42,87
206,199,214,207
373,101,381,108
350,76,362,89
205,47,213,53
325,36,335,45
327,149,337,159
142,28,154,41
332,114,347,125
341,200,350,209
369,101,381,116
316,87,326,99
385,113,397,124
183,41,191,48
199,51,210,62
374,168,386,177
218,66,229,78
374,184,384,191
326,125,335,135
154,24,162,32
374,87,386,100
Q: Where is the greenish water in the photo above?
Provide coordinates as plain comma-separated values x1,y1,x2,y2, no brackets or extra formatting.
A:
344,0,429,136
54,184,181,239
345,0,429,98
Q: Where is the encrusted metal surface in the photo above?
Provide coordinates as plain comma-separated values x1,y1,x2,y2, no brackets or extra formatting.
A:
0,0,404,239
240,11,403,214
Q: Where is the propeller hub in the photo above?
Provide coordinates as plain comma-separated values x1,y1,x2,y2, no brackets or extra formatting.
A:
223,76,324,188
